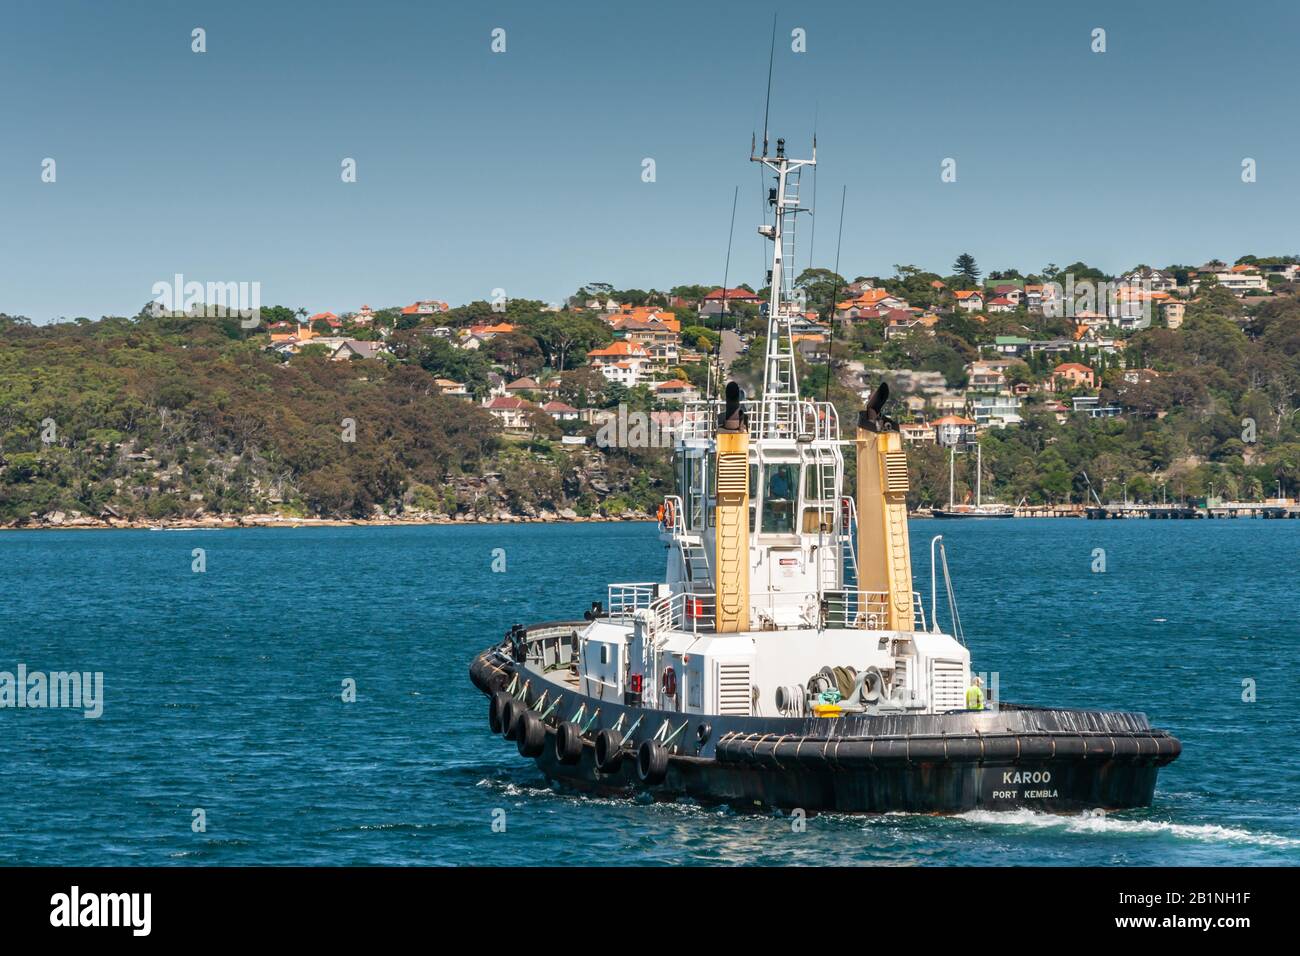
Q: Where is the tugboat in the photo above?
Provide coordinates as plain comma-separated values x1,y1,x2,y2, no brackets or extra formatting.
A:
470,134,1180,813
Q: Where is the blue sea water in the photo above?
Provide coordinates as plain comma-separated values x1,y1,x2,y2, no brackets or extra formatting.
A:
0,519,1296,866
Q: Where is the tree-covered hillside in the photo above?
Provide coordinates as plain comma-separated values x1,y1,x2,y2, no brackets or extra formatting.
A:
0,313,669,524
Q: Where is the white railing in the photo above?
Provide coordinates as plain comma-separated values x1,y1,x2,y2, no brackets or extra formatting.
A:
607,582,658,621
638,587,926,636
679,399,839,443
657,494,685,537
815,590,927,632
641,589,716,636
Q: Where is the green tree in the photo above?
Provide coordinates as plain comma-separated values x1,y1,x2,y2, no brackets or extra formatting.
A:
952,253,981,286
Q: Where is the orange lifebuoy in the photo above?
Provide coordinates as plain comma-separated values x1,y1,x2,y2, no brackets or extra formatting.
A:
661,666,677,698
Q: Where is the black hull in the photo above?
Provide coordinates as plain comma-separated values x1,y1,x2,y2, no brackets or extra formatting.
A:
529,737,1161,813
930,509,1015,519
470,632,1180,815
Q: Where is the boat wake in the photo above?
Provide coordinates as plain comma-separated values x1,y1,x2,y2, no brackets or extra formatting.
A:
955,808,1300,848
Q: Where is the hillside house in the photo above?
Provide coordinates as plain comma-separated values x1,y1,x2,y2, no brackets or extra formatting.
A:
330,339,386,361
1050,362,1096,392
970,394,1023,428
836,288,908,319
484,396,535,432
933,415,978,447
401,300,450,317
1119,267,1178,293
434,378,471,398
699,287,763,316
654,379,702,405
900,422,936,444
542,401,581,422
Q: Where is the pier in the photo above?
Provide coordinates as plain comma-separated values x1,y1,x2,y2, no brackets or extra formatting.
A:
1083,501,1300,519
912,501,1300,519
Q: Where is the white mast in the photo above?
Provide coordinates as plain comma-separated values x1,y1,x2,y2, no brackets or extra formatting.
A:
751,136,815,438
949,446,955,509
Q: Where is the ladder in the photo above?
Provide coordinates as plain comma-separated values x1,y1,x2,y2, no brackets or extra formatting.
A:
778,168,801,303
679,535,713,591
839,495,861,589
802,443,843,592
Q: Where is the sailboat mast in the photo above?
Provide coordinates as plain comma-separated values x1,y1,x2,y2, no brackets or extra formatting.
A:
976,442,982,508
949,446,955,510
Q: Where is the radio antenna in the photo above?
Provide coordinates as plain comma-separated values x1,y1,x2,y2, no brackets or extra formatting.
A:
712,185,740,402
761,12,777,157
807,111,818,270
824,185,847,404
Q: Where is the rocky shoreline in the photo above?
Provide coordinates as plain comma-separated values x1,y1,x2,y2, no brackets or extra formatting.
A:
2,508,657,531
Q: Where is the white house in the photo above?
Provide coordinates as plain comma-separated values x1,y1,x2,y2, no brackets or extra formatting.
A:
1203,270,1269,295
970,394,1023,428
484,396,534,432
542,401,581,422
933,415,978,446
587,340,651,386
653,379,701,405
1119,267,1178,293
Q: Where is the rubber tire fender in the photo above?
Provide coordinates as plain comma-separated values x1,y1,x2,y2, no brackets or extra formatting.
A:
502,698,526,741
516,711,546,758
594,728,625,774
489,691,511,734
555,721,584,765
637,740,669,785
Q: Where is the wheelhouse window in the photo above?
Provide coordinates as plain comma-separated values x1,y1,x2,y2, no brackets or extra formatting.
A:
760,462,799,535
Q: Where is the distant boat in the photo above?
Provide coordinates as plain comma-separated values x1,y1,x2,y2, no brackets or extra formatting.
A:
932,442,1014,518
932,504,1014,519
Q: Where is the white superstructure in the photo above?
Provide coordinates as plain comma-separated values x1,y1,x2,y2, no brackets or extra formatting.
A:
578,137,970,721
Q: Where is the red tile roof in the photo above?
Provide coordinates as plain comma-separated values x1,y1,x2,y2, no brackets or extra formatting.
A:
587,341,649,359
704,287,760,300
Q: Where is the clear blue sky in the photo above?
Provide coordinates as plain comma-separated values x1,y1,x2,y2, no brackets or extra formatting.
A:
1,0,1297,322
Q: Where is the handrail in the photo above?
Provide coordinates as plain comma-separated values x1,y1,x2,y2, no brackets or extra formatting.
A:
929,535,965,645
637,587,927,636
658,494,685,536
606,582,658,620
679,399,840,443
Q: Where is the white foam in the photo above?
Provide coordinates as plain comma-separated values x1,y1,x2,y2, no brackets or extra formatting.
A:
957,809,1300,848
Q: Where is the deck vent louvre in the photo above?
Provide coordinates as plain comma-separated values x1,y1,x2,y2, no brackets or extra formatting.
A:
930,659,967,713
716,452,748,494
717,662,752,716
884,451,909,493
